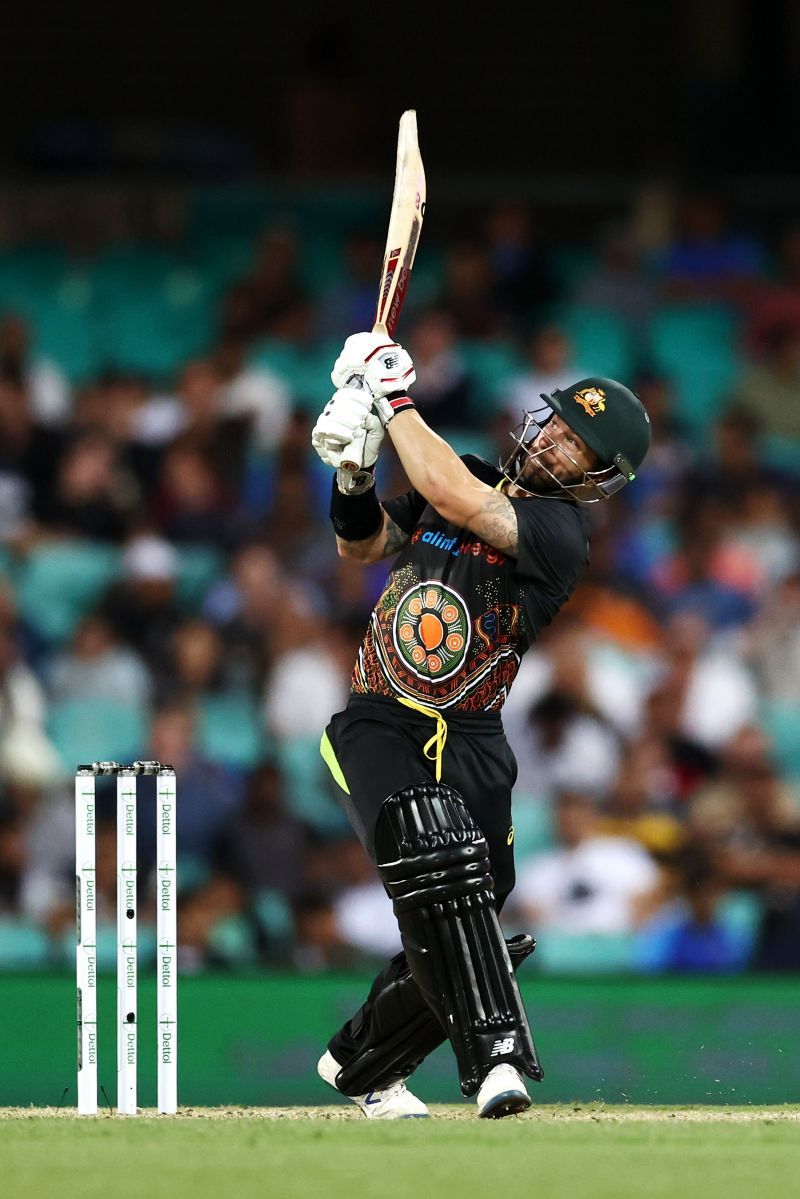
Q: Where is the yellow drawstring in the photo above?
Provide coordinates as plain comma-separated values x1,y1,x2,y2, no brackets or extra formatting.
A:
396,696,448,781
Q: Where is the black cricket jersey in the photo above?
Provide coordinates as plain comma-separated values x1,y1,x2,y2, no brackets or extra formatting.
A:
351,456,590,714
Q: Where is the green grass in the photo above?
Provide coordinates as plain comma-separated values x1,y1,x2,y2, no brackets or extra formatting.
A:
3,1107,799,1199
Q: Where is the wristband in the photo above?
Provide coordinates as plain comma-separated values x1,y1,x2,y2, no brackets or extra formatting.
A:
330,474,383,542
385,392,416,420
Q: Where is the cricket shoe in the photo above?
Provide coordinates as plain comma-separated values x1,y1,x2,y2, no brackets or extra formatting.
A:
476,1064,532,1119
317,1050,429,1119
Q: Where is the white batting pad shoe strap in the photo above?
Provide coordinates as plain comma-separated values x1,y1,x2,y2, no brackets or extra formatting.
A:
476,1064,531,1119
317,1050,430,1119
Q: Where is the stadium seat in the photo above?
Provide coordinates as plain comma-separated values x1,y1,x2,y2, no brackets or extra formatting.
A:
650,307,740,433
198,693,266,770
509,794,556,857
48,697,149,770
208,913,259,966
561,305,633,379
761,701,800,780
253,889,294,959
533,931,637,974
16,540,121,643
277,736,351,836
457,341,525,412
176,545,224,609
0,916,51,969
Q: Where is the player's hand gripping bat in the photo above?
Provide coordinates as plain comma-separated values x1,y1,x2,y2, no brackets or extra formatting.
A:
338,109,426,473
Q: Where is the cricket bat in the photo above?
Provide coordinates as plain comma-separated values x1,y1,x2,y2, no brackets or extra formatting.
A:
339,109,426,472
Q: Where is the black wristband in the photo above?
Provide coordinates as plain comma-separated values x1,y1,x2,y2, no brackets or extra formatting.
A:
330,475,383,542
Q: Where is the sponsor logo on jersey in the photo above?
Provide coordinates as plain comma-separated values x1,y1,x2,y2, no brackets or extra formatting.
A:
411,526,507,566
574,386,606,417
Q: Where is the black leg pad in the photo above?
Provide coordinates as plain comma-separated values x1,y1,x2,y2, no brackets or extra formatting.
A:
375,782,543,1097
336,934,536,1096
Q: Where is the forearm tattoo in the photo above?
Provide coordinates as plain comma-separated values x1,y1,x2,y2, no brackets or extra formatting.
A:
383,517,410,556
473,493,520,557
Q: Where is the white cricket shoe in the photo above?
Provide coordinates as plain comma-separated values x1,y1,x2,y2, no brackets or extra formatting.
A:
476,1064,531,1119
317,1050,429,1119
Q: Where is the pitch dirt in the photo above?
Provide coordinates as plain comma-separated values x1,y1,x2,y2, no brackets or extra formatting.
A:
3,1106,800,1199
2,1103,800,1121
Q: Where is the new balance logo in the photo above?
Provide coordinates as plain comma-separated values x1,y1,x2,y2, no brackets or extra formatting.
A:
490,1037,516,1057
364,1091,381,1105
381,354,399,369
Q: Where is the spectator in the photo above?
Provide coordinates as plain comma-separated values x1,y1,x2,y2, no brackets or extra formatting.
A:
0,313,70,427
47,612,151,708
637,850,748,973
217,760,309,901
99,533,184,670
292,890,360,972
689,727,800,971
485,202,556,326
734,320,800,443
514,790,663,934
406,311,474,430
35,433,136,541
575,223,656,337
506,325,586,415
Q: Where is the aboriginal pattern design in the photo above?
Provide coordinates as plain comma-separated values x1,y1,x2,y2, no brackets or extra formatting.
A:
352,570,525,712
393,582,470,681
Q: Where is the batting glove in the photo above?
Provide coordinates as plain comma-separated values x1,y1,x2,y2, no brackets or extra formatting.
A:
312,387,385,490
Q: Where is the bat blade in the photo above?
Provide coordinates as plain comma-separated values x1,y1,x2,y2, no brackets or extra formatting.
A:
338,110,425,474
374,109,426,338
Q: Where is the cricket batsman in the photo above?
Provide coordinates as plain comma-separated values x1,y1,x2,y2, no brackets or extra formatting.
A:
310,332,651,1118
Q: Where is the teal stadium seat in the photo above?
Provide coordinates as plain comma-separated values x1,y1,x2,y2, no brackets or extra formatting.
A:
248,339,334,412
176,545,223,610
761,701,800,780
16,540,121,643
277,736,351,836
457,341,525,413
49,697,148,771
253,889,294,960
561,305,632,379
0,917,51,969
533,931,637,974
208,913,258,966
198,693,266,770
509,794,556,858
650,307,740,434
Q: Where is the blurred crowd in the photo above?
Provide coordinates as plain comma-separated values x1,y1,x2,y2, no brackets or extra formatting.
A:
1,184,800,975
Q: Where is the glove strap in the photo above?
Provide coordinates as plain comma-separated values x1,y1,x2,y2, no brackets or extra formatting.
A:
375,392,416,426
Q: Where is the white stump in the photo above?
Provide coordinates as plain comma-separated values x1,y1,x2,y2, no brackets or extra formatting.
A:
75,768,98,1114
116,768,137,1114
156,767,178,1113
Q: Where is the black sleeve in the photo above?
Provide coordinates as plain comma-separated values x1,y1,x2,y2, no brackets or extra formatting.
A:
506,497,589,593
382,487,428,534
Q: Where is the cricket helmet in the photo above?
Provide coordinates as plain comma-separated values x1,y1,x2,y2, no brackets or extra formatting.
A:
501,376,651,502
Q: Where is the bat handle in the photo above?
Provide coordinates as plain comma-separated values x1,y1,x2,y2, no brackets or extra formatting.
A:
338,324,392,470
339,373,373,474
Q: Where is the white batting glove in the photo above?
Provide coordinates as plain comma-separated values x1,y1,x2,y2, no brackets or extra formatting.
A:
312,385,373,460
331,332,416,400
363,341,415,400
331,332,394,388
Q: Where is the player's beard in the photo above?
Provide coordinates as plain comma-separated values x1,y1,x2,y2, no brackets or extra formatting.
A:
517,442,583,493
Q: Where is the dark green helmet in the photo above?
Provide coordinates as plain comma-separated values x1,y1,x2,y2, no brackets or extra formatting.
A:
546,376,652,491
500,375,652,502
